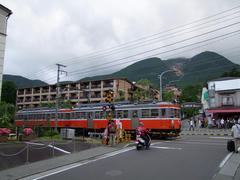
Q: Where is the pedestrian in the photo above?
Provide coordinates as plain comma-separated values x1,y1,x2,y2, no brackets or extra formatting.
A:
108,120,117,146
231,119,240,153
105,120,111,145
238,116,240,125
221,118,225,129
189,118,194,131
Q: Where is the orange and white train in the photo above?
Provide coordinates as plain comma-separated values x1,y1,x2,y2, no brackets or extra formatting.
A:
15,102,181,137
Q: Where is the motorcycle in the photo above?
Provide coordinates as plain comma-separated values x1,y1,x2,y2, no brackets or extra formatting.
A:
136,133,151,150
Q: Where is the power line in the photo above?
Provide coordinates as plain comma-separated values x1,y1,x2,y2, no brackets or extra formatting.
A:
21,4,240,80
65,23,240,76
44,28,240,84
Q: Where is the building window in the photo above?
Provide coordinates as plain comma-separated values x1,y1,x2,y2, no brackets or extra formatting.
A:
222,96,233,105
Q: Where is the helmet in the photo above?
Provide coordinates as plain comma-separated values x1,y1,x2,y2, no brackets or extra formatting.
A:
139,122,144,126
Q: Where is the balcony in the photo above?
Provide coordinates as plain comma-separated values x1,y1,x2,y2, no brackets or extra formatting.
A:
25,91,32,95
91,95,101,99
33,90,40,94
91,84,101,89
17,99,24,103
42,89,49,93
25,99,32,102
81,86,89,90
69,96,78,100
103,82,114,88
41,98,48,101
18,91,24,95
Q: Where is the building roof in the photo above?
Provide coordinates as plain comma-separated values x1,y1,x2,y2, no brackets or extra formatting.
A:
0,4,12,17
208,77,240,82
17,77,135,90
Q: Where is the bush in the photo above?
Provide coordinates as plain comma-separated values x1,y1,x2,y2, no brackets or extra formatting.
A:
0,128,11,136
23,128,34,135
43,129,59,137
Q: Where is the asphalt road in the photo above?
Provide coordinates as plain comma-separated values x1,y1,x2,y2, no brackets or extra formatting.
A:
40,136,230,180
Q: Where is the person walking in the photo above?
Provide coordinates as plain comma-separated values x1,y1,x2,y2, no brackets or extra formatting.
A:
221,118,225,129
231,119,240,153
108,120,117,146
189,118,194,131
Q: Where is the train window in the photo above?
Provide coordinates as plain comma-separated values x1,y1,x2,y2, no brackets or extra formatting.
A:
117,111,123,118
29,114,33,120
23,115,28,120
33,114,37,120
170,109,174,118
112,111,116,118
161,109,166,117
66,113,70,120
150,109,158,118
71,112,75,119
123,110,128,118
175,109,180,118
80,112,86,119
100,111,106,119
142,109,150,118
59,113,64,119
51,113,56,119
132,110,138,118
95,111,100,119
46,114,50,120
75,112,80,119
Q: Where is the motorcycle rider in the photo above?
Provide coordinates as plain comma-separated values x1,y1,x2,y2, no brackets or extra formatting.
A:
136,122,150,147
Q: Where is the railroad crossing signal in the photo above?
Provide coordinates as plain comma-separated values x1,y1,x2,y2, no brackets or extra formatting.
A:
103,90,115,122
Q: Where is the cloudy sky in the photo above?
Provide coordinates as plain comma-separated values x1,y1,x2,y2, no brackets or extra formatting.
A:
1,0,240,84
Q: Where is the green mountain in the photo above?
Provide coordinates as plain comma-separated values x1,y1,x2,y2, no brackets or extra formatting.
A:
178,51,239,87
3,51,239,89
3,74,48,88
82,51,240,88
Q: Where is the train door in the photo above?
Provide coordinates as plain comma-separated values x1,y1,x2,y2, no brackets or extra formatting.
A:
131,109,139,129
87,112,93,128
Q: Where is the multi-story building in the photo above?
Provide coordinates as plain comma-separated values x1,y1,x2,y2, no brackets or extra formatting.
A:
0,4,12,101
16,78,136,109
203,77,240,118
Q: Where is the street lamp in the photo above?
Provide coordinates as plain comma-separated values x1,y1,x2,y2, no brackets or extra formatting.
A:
159,68,179,101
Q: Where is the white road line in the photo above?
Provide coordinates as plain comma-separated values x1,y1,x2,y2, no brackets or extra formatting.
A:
28,147,135,180
47,145,71,154
151,146,182,150
209,137,232,140
219,152,233,168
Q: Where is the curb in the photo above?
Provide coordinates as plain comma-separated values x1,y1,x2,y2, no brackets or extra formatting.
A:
180,133,231,136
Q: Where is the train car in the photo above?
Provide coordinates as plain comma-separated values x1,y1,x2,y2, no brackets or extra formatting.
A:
14,101,181,137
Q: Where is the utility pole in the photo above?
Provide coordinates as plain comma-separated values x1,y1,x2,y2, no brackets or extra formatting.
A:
55,64,67,130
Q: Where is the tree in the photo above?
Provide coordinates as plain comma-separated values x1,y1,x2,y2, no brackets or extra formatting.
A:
115,90,125,101
0,102,15,128
137,78,152,86
133,78,154,102
1,81,17,104
179,85,202,103
162,90,174,102
221,67,240,77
